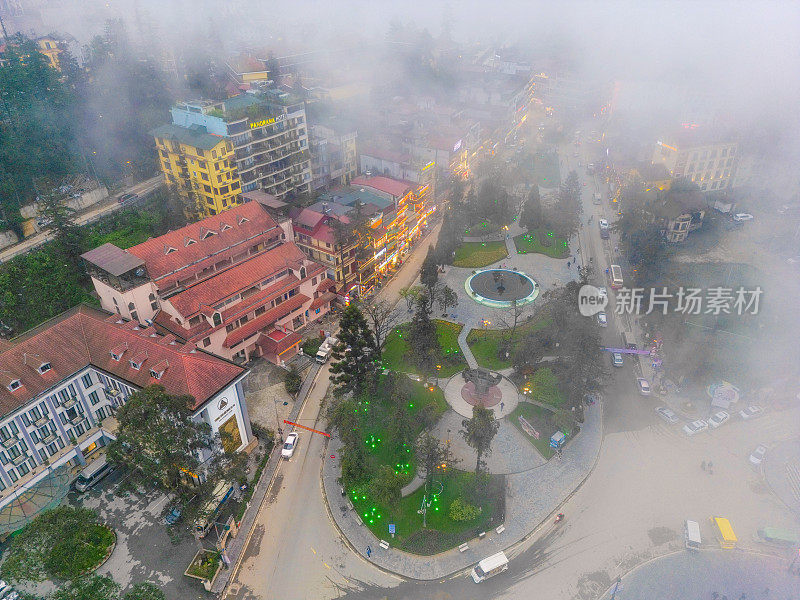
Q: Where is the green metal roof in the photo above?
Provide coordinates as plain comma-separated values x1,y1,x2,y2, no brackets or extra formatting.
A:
149,123,226,151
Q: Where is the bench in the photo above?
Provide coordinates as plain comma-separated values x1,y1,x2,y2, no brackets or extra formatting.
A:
495,525,505,534
379,540,390,550
459,543,469,553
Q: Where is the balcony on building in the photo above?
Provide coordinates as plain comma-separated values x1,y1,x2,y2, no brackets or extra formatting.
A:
11,453,29,467
81,244,149,292
61,396,78,409
33,413,50,428
1,436,18,449
40,429,58,445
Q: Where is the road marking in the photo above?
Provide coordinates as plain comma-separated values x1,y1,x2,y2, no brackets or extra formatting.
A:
311,546,317,555
323,562,331,569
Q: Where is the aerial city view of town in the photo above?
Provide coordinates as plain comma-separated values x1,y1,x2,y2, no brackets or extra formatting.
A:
0,1,797,599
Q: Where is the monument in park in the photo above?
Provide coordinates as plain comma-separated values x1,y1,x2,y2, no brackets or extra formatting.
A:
461,368,503,408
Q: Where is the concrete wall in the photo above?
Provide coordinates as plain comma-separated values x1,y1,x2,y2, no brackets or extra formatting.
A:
20,186,109,221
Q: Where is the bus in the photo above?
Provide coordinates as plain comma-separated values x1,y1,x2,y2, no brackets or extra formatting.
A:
194,481,235,538
610,264,623,289
710,516,737,549
471,551,509,583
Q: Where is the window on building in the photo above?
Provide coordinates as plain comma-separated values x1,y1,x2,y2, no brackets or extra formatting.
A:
81,373,93,388
131,311,138,322
39,362,52,374
213,312,222,327
7,379,21,392
88,391,100,405
202,337,211,347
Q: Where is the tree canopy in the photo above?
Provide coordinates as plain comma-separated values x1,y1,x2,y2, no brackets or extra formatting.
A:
461,406,500,474
330,304,380,396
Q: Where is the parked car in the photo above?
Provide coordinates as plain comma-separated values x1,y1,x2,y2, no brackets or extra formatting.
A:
655,406,679,424
281,432,299,459
598,287,608,300
708,411,730,428
636,378,651,395
739,405,763,420
611,352,623,367
118,192,138,204
733,213,754,222
749,444,767,466
682,420,708,436
164,506,182,526
596,311,608,327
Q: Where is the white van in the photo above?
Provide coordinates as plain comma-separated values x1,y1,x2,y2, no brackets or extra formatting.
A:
685,519,702,550
74,457,114,493
471,551,509,583
593,193,602,205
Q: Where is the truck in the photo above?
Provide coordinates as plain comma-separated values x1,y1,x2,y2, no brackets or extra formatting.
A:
315,336,339,364
593,192,602,205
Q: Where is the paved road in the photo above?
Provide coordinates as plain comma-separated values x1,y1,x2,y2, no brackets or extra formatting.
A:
0,175,163,263
329,127,800,600
225,223,442,600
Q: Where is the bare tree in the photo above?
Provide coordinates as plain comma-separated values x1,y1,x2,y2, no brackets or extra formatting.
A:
359,299,400,352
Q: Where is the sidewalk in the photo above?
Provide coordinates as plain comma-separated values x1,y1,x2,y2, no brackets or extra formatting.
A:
320,401,603,580
211,362,321,594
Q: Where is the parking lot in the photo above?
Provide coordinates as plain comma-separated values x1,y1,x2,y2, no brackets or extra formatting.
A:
69,469,222,599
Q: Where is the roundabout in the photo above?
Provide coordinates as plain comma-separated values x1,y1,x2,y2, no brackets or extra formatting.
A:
465,268,539,308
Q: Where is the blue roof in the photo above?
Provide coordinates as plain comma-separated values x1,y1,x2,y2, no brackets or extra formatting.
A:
317,187,393,210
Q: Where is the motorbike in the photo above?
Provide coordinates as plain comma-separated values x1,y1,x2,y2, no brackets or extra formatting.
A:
555,513,565,524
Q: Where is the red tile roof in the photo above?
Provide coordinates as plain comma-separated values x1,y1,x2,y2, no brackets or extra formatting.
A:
257,330,301,356
127,202,280,282
223,294,309,348
166,243,315,317
0,306,244,416
351,176,413,200
309,292,336,310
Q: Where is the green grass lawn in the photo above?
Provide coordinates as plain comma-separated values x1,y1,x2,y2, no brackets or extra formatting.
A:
382,320,467,377
453,241,508,268
351,471,505,555
466,317,551,370
514,230,570,258
509,402,556,458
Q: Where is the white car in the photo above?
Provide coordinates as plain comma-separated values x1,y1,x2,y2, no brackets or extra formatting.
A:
611,352,623,367
596,311,608,327
655,406,679,424
281,432,299,459
739,405,763,420
749,444,767,466
636,378,651,395
707,411,729,428
598,287,608,300
733,213,754,222
598,218,609,230
682,420,708,436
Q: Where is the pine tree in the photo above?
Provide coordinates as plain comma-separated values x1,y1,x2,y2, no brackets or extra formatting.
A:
408,293,439,373
330,304,380,396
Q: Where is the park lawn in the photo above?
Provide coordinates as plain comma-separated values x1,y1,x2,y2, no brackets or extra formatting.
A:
453,241,508,268
509,402,556,459
520,367,566,409
514,230,569,259
466,316,551,370
382,320,467,378
351,471,505,555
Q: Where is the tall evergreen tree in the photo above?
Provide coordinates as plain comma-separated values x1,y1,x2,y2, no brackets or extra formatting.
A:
408,292,439,373
461,405,500,474
330,304,380,396
520,185,543,231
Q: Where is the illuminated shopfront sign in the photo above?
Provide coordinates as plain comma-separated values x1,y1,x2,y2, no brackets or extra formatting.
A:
249,113,286,129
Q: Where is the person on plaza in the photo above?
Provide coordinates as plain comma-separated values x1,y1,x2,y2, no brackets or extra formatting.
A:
366,546,372,558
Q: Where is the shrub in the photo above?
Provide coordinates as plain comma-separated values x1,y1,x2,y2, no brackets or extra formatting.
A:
449,497,481,522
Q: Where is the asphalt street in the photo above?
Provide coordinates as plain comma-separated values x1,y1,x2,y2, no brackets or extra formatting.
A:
225,123,800,600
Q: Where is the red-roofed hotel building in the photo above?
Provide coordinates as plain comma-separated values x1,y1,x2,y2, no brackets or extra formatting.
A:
82,203,333,366
0,306,253,520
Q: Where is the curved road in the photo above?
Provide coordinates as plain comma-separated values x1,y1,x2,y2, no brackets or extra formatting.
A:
226,129,800,600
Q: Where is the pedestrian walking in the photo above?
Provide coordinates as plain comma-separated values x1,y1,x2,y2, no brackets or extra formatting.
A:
567,261,571,268
500,401,505,413
605,267,610,275
366,546,372,558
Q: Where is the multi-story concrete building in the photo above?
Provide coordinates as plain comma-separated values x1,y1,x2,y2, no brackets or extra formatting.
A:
308,122,358,191
652,128,739,192
0,305,251,521
81,203,332,365
291,207,360,299
170,90,312,201
151,123,242,217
